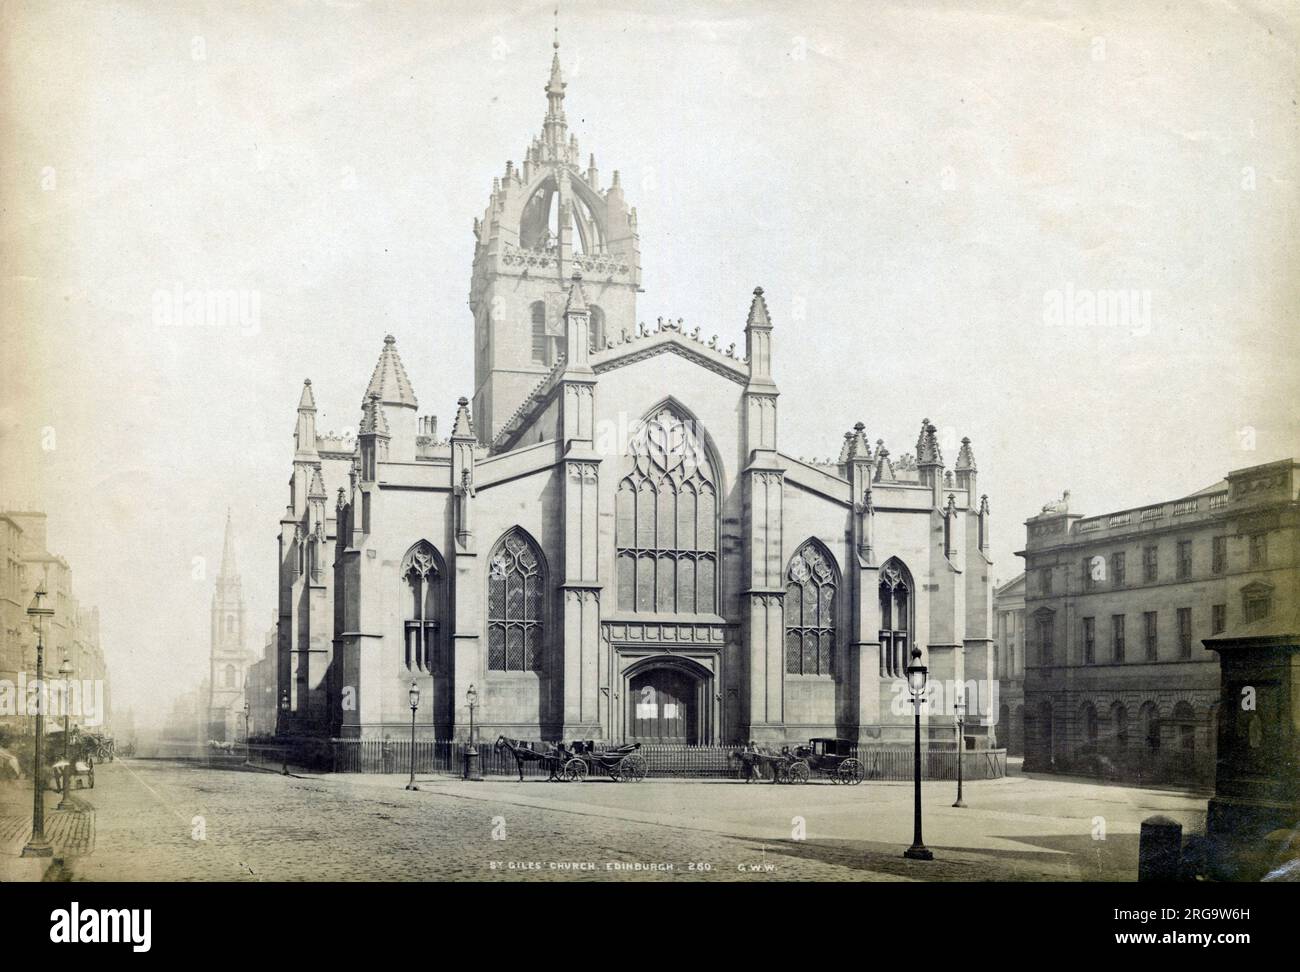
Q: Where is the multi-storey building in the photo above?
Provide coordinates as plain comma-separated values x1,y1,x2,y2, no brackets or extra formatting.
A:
992,573,1025,755
273,39,998,749
1017,459,1299,786
0,510,110,733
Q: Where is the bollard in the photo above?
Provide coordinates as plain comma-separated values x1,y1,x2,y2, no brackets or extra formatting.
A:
1138,815,1183,882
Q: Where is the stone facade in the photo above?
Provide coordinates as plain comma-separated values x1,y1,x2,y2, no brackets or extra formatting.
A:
275,43,997,749
0,510,110,733
1017,459,1300,787
992,573,1025,755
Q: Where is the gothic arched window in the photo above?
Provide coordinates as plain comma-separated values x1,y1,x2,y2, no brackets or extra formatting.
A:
785,540,838,676
530,301,548,364
402,541,443,673
615,406,718,615
879,558,913,677
487,529,544,672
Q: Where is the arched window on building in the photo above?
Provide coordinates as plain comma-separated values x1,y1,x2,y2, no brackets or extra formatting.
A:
224,664,237,688
487,528,545,672
1081,702,1098,746
615,405,718,615
1139,701,1161,753
784,539,838,676
878,558,914,678
589,305,606,351
530,301,549,364
1172,700,1196,753
1112,701,1129,749
402,541,443,673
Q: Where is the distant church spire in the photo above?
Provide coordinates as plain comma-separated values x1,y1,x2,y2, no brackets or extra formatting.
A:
219,509,237,579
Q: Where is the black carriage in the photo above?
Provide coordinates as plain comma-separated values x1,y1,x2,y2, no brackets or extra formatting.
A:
558,740,647,783
789,737,865,785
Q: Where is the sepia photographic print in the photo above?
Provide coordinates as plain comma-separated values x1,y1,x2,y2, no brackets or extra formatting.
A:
1,0,1297,950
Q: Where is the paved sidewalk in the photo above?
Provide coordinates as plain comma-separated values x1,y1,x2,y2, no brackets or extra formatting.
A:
0,780,95,881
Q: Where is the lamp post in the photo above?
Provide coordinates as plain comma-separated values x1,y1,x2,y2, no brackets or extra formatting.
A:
952,697,967,809
463,683,482,781
22,584,55,858
56,655,74,812
279,689,290,776
406,681,420,791
903,647,933,861
242,700,252,766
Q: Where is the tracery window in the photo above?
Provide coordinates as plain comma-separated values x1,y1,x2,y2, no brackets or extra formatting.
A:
785,540,837,676
402,541,443,673
879,558,913,678
530,301,549,364
615,406,717,615
487,529,544,672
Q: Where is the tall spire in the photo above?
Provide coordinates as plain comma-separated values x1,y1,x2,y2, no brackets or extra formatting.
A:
219,509,237,579
544,7,567,147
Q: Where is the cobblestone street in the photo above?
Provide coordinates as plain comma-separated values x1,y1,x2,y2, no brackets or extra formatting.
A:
1,759,1209,881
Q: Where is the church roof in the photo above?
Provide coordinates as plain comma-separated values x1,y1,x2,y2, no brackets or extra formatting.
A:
364,335,418,409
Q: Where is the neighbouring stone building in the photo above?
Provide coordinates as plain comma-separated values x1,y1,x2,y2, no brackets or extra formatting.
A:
0,510,110,733
992,573,1025,755
245,612,278,739
208,513,252,742
1017,459,1299,786
274,41,997,749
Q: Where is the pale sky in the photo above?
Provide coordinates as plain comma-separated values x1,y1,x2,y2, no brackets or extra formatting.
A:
2,0,1297,726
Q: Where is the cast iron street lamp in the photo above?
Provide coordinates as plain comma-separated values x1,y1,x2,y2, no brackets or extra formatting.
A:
242,700,252,766
22,584,55,858
279,689,290,775
903,647,933,861
952,697,967,809
406,681,420,791
56,655,74,812
463,683,482,781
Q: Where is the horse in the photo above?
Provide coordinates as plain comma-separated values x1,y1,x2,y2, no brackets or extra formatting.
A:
494,736,563,782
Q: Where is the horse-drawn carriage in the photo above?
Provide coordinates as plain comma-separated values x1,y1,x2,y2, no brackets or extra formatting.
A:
494,736,647,782
734,738,864,785
48,729,95,792
557,740,647,783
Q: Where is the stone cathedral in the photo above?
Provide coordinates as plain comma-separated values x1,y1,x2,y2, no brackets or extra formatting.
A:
276,41,996,748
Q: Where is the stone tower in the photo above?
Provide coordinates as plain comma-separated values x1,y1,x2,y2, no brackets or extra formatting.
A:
208,511,249,741
469,32,642,444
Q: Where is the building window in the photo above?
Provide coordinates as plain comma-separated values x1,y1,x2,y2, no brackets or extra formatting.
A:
1176,540,1192,580
1082,617,1095,665
1111,614,1125,663
785,540,837,676
401,541,443,673
1142,545,1157,583
1173,701,1196,753
1040,567,1052,595
1036,610,1056,666
1211,603,1226,635
1242,583,1273,623
1144,611,1158,661
879,559,913,678
487,529,545,672
530,301,549,364
1211,535,1226,575
1082,703,1098,746
1112,702,1129,748
1111,551,1126,587
224,664,237,688
1248,532,1267,568
1083,555,1102,591
1140,702,1160,753
616,405,717,615
1177,607,1192,658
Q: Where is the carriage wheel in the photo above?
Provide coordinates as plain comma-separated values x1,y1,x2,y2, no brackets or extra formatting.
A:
776,763,792,784
788,760,809,784
838,758,864,786
618,753,647,783
563,758,588,783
